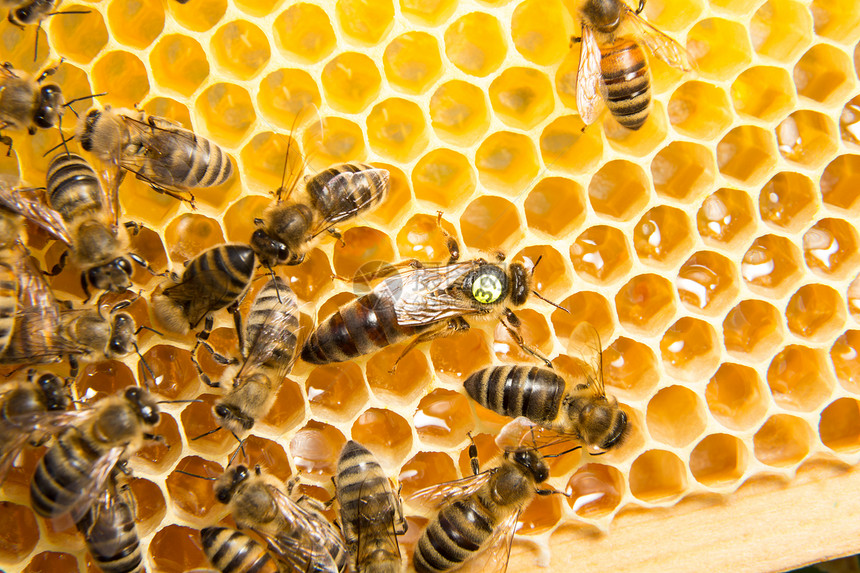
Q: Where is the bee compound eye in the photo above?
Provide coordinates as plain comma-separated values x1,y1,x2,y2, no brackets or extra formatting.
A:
471,273,504,304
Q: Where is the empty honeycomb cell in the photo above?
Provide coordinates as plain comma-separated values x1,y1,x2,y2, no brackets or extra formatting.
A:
48,7,108,64
303,117,368,169
660,317,721,381
139,344,198,401
819,398,860,452
632,206,695,270
91,51,149,110
803,218,860,279
518,493,563,535
396,213,459,262
651,141,715,203
429,328,493,381
615,274,677,335
539,115,604,174
686,18,752,78
588,160,650,222
840,96,860,146
676,251,739,316
750,0,813,62
223,195,271,245
444,12,506,77
232,0,281,16
166,456,223,520
195,83,256,147
570,225,633,285
811,0,860,43
754,414,813,467
24,552,79,573
647,386,706,448
305,362,369,420
321,53,382,114
759,171,818,233
167,0,226,32
475,131,540,195
767,345,835,412
332,226,396,283
366,97,428,162
0,502,38,561
488,67,554,130
640,0,704,31
351,408,414,464
149,524,210,573
273,2,336,62
689,433,748,487
337,0,394,45
411,149,476,210
566,463,625,518
777,110,839,170
383,32,443,94
399,0,456,25
551,291,614,349
494,308,553,363
717,125,778,185
211,21,271,81
180,394,235,455
850,275,860,321
289,420,346,478
723,299,784,361
820,155,860,215
743,234,804,298
603,101,669,158
831,331,860,393
107,0,163,49
794,44,854,105
366,162,412,225
509,0,566,66
459,195,523,251
129,477,167,535
731,66,796,122
786,284,847,342
239,132,298,191
707,362,769,430
230,435,293,482
668,81,733,140
399,451,458,498
77,361,137,404
513,245,570,300
628,450,688,503
163,213,225,262
696,189,755,250
136,412,182,472
524,177,586,238
415,388,474,447
428,80,490,146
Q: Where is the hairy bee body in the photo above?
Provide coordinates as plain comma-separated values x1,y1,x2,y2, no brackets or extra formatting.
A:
599,38,650,130
0,207,22,354
251,163,389,267
0,65,63,136
200,526,279,573
5,0,57,27
77,481,144,573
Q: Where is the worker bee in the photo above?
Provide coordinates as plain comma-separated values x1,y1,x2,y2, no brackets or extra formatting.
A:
250,162,390,267
76,105,233,206
335,440,407,573
465,324,628,454
200,527,279,573
209,464,348,572
76,475,144,573
302,218,556,370
151,243,257,335
0,371,70,485
411,445,560,573
193,276,302,436
0,152,152,300
574,0,691,130
29,386,160,525
0,63,62,153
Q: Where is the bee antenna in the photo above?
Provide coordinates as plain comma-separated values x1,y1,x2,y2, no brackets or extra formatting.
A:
135,325,163,336
174,469,216,480
192,426,223,441
532,290,569,314
63,92,106,117
134,342,157,389
228,438,247,466
542,445,582,458
156,399,203,404
43,133,75,157
231,431,247,459
530,255,543,275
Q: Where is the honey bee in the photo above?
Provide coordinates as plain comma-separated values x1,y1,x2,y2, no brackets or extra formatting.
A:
411,445,560,573
210,464,348,572
0,370,70,485
302,221,555,370
335,440,407,573
150,243,256,335
250,162,390,267
0,152,152,300
465,324,628,454
194,276,302,436
76,475,144,573
0,63,62,152
29,386,160,525
200,526,279,573
77,105,233,206
574,0,691,130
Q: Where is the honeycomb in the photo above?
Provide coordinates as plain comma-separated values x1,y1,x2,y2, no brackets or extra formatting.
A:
0,0,859,571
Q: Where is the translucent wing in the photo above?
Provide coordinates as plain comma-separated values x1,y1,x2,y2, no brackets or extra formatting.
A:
408,469,497,510
238,277,301,382
382,262,483,327
161,269,241,329
576,25,604,126
49,445,124,529
307,168,391,240
568,322,606,398
269,484,346,571
625,7,692,72
77,480,134,562
0,187,73,246
263,531,340,573
0,408,89,484
461,509,522,573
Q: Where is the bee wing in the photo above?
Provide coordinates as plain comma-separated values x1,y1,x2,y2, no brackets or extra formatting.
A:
161,270,241,328
625,7,692,72
237,279,301,382
118,114,203,192
49,445,124,528
0,187,74,246
78,482,133,561
262,531,340,573
408,469,497,510
463,509,522,573
267,486,345,572
576,25,604,126
568,322,606,398
307,168,391,240
384,262,481,327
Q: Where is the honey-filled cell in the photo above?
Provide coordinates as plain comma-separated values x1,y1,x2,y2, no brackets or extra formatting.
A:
456,433,500,476
135,412,182,472
513,245,570,301
651,141,716,203
524,177,586,238
803,218,860,280
336,0,394,45
660,317,721,382
366,343,431,402
614,274,677,336
474,131,540,196
443,12,506,77
540,115,604,175
697,189,756,250
686,17,752,78
279,250,333,302
518,493,563,535
321,52,381,114
273,2,336,62
551,291,614,347
840,97,860,147
742,234,804,298
305,362,369,421
414,388,474,447
429,328,493,381
460,195,523,252
767,345,835,412
722,299,784,361
570,225,633,285
91,51,150,110
230,435,293,483
411,149,476,210
689,434,748,488
289,420,346,478
633,206,695,269
646,386,707,448
668,81,733,141
707,363,769,431
640,0,703,31
139,344,199,401
759,171,818,233
628,450,688,503
717,125,779,185
488,67,554,130
588,160,650,222
676,251,739,316
776,110,839,170
383,32,443,95
149,524,211,573
128,477,166,535
331,226,396,283
785,284,846,342
603,101,669,158
163,213,225,263
0,501,39,562
731,66,796,122
399,451,459,498
566,463,626,519
166,456,224,521
366,97,429,163
819,398,860,453
351,408,414,465
428,80,490,146
603,337,660,399
210,20,270,81
754,414,813,467
794,44,854,105
262,379,306,432
23,552,79,573
400,0,456,25
750,0,813,62
48,7,109,64
510,0,568,65
238,131,299,192
180,393,235,456
396,214,459,263
820,154,860,215
831,331,860,394
167,0,226,32
849,274,860,322
493,308,553,363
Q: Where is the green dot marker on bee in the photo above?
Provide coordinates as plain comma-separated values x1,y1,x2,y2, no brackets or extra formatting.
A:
472,274,503,304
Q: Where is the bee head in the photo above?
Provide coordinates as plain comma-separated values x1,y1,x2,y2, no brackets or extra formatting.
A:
250,229,303,267
124,386,160,426
584,0,623,33
37,374,70,411
509,447,549,484
79,108,102,151
576,400,629,454
106,312,135,357
9,3,34,25
463,264,509,306
87,257,134,292
215,465,250,503
214,403,255,432
34,84,63,129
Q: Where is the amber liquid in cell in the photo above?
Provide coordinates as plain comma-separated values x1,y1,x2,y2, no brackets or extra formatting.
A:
166,456,223,518
567,464,623,518
289,421,344,477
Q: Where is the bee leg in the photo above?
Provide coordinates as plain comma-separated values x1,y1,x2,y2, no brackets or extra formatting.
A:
502,308,553,369
68,355,79,378
227,301,245,357
436,212,460,263
115,460,133,476
143,433,167,448
466,432,480,475
0,134,12,156
124,221,142,236
327,227,346,247
80,272,92,303
45,250,69,276
636,0,646,14
388,317,469,374
535,487,568,497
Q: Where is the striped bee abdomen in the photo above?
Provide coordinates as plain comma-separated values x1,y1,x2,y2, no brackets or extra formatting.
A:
413,499,494,573
46,153,103,221
600,38,651,130
0,264,17,355
464,365,565,425
200,526,279,573
30,431,99,518
77,497,143,573
243,276,299,367
307,163,389,218
150,128,233,189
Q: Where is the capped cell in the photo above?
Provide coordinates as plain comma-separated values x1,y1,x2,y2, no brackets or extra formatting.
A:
163,213,225,262
689,433,748,487
750,0,813,62
399,451,458,499
540,115,603,174
460,195,523,252
668,81,733,141
686,17,752,78
321,53,381,114
366,343,431,402
786,284,847,342
149,35,209,97
429,328,493,381
754,414,813,467
820,154,860,215
566,463,626,518
776,110,839,169
258,69,321,129
759,171,818,233
149,524,211,573
717,125,778,185
633,206,694,269
589,160,650,222
303,117,367,169
332,226,396,284
415,388,474,447
820,398,860,453
48,6,108,64
794,44,854,105
511,0,568,65
651,141,715,203
697,189,755,250
399,0,457,26
722,299,784,361
195,83,255,147
337,0,394,44
707,362,769,430
803,218,860,280
475,131,540,195
351,408,413,465
92,51,149,110
274,3,336,62
731,66,796,122
290,420,346,478
168,0,226,32
629,450,688,503
615,274,677,335
831,330,860,394
166,456,223,521
742,235,804,298
513,245,570,301
211,20,270,81
383,32,443,94
366,97,428,162
676,251,739,316
660,317,721,381
647,386,707,447
489,67,554,130
429,80,490,146
306,362,369,421
767,345,835,412
444,12,506,77
570,225,632,285
411,149,475,210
